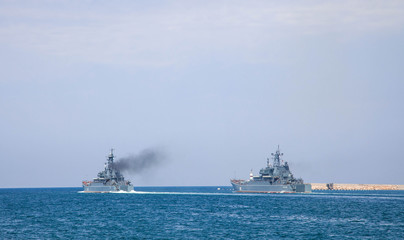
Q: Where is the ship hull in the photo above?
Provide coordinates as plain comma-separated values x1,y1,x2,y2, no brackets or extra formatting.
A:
231,181,311,193
83,183,134,193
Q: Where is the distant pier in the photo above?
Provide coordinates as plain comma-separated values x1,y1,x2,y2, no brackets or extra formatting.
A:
311,183,404,191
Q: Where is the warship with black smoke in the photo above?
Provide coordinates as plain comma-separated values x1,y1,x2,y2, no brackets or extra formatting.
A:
231,146,311,193
82,149,134,193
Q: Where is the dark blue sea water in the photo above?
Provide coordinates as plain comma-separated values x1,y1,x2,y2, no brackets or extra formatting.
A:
1,187,403,239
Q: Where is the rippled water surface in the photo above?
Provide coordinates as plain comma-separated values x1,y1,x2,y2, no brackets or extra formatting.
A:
1,187,403,239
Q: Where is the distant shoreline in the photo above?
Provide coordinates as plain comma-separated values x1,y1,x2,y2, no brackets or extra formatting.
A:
311,183,404,190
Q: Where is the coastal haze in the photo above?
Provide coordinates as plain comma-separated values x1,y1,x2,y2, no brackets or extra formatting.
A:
1,1,404,188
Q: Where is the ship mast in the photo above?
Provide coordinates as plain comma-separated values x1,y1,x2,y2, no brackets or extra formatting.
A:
106,148,115,178
271,145,283,167
108,148,114,163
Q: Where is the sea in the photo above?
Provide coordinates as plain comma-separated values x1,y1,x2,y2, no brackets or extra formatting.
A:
0,187,403,239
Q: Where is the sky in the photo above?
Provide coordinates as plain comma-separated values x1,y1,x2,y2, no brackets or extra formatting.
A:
1,0,404,187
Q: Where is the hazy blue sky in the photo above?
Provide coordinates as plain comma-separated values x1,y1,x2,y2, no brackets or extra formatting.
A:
1,1,404,187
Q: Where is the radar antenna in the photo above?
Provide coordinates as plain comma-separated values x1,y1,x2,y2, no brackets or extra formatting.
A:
271,145,283,167
107,148,115,165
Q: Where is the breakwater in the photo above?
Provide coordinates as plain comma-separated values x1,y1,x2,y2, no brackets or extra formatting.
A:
311,183,404,191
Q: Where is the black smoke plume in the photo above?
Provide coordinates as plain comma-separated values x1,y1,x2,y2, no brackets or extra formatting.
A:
112,148,165,174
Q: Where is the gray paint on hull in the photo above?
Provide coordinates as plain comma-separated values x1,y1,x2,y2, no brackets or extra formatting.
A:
231,182,311,193
83,185,134,192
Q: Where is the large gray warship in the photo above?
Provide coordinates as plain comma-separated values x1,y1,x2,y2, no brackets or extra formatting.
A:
231,146,311,193
82,149,134,193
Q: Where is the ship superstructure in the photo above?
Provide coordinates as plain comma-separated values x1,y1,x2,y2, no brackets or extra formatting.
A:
82,149,134,192
231,146,311,193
